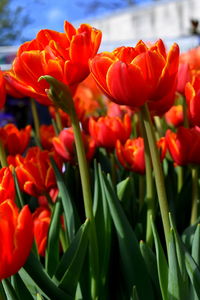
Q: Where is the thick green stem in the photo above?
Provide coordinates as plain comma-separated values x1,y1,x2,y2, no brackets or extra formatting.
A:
70,104,99,299
190,166,199,225
177,166,184,193
31,98,40,143
55,108,63,132
141,103,170,248
0,139,7,167
139,112,155,247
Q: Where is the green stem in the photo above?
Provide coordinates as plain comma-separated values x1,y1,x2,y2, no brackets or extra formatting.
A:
139,111,155,247
177,166,184,193
55,108,63,132
141,103,170,248
70,104,99,299
190,166,199,225
0,140,7,167
31,98,40,143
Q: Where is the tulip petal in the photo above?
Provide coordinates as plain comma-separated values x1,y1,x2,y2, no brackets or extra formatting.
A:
106,61,148,107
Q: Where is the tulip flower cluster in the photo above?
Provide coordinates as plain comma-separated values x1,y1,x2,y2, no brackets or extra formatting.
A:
0,19,200,300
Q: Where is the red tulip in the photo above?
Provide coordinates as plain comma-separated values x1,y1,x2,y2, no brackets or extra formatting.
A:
0,167,15,203
40,124,56,150
166,126,200,166
185,72,200,126
0,124,31,155
33,206,51,256
177,62,191,95
52,127,96,162
4,21,102,105
89,114,131,150
0,200,33,280
90,39,179,115
180,46,200,71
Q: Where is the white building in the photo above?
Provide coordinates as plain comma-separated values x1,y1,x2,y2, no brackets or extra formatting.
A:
77,0,200,52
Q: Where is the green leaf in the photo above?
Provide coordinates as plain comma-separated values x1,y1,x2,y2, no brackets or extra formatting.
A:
100,170,154,300
45,200,61,277
95,163,112,297
168,228,183,300
51,158,75,242
0,282,6,300
132,286,140,300
24,252,71,300
182,223,197,251
151,217,168,300
54,219,90,297
168,214,189,298
140,241,162,299
2,279,20,300
192,224,200,265
190,224,200,300
185,250,200,298
12,273,34,300
117,177,130,201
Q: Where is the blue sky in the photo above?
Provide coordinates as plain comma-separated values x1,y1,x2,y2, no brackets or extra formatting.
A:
12,0,112,42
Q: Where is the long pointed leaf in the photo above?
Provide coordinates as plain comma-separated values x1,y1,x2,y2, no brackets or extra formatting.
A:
51,158,75,242
45,201,61,277
190,224,200,300
2,279,20,300
12,273,34,300
185,250,200,298
140,241,162,299
54,219,90,297
24,252,71,300
101,170,154,300
169,214,189,298
151,217,168,300
168,228,183,300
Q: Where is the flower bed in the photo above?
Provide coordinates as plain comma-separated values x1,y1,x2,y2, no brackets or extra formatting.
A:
0,20,199,300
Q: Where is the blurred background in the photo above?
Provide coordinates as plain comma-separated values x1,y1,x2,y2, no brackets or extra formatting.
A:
0,0,200,69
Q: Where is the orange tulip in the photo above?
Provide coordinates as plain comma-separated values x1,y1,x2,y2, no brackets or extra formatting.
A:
89,114,131,150
33,206,51,256
0,167,15,203
0,199,33,280
90,39,179,115
116,138,145,174
8,147,61,197
52,127,96,163
5,21,102,105
164,105,184,128
0,124,31,155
